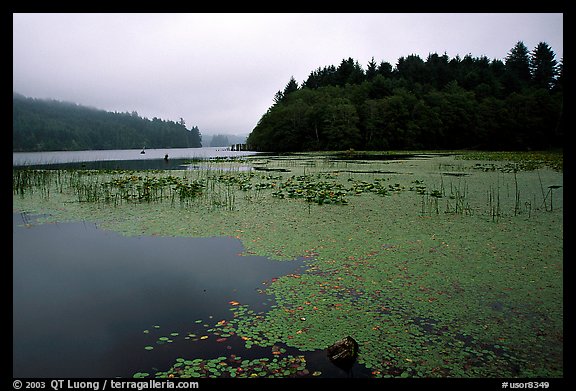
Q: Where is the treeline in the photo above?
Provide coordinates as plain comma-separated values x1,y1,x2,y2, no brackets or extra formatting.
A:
247,41,563,152
13,93,202,151
208,133,248,147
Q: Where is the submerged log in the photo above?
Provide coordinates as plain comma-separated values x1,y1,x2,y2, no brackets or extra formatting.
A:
327,336,359,370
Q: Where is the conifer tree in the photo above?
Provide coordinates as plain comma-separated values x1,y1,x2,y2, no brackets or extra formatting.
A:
504,41,531,91
366,57,378,80
530,42,558,90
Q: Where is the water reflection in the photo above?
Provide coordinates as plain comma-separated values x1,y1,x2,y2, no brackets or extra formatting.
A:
13,213,303,377
13,147,260,167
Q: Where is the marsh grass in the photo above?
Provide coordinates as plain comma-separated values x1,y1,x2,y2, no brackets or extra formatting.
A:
13,152,562,221
13,151,563,378
13,168,53,199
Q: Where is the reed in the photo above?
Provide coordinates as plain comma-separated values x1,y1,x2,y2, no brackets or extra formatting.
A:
13,152,562,221
445,178,472,216
488,182,501,223
13,168,53,199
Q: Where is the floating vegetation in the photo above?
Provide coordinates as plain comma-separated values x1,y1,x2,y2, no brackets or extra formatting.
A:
272,175,349,205
13,151,563,378
153,354,310,378
100,174,205,205
13,152,562,220
331,151,422,161
135,317,317,378
457,150,563,172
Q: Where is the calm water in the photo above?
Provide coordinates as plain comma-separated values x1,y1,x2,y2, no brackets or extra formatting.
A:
13,147,261,169
12,149,371,378
13,213,305,378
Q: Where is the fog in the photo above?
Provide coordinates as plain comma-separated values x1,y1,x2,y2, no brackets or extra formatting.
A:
13,13,563,135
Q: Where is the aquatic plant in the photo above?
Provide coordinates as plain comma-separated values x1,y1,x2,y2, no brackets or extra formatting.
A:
13,169,54,199
154,354,311,378
456,151,563,172
13,151,563,379
272,175,349,205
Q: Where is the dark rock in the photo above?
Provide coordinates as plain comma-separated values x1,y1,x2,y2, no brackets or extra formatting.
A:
327,336,359,370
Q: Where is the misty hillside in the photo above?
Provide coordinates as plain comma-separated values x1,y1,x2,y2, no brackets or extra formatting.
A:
13,93,202,152
205,133,248,147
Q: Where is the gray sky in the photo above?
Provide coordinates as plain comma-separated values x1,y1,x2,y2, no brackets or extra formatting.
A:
13,13,563,136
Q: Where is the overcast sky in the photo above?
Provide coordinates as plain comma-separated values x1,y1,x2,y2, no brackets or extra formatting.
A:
13,13,563,136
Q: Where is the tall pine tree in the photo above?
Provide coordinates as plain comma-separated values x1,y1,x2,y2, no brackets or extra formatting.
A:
530,42,558,90
504,41,531,92
273,76,299,104
366,57,378,80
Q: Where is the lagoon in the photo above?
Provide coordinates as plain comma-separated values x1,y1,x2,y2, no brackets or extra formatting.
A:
13,147,260,168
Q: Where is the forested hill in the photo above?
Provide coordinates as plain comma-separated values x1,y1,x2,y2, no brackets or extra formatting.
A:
13,93,202,152
247,41,563,152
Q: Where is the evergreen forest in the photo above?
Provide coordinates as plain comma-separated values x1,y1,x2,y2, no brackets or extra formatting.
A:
247,41,563,152
13,93,202,152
